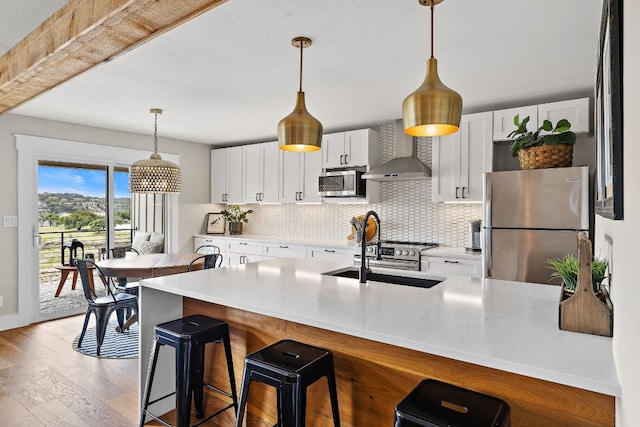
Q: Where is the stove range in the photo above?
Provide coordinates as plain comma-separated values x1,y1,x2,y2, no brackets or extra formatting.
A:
354,240,438,271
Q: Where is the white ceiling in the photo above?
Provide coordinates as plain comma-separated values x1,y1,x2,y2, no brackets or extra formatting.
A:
2,0,603,146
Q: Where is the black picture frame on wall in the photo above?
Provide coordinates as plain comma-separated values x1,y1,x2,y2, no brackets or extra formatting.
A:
206,212,226,234
595,0,623,220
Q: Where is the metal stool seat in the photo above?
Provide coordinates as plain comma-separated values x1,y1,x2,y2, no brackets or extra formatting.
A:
140,314,238,427
394,379,511,427
235,339,340,427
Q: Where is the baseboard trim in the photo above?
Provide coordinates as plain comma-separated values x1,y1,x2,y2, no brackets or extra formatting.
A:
0,314,22,331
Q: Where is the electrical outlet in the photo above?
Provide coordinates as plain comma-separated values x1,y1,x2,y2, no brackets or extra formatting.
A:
0,296,3,307
3,216,18,227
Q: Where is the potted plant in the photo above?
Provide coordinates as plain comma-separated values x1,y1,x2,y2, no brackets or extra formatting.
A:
220,204,253,235
547,254,608,298
508,115,577,169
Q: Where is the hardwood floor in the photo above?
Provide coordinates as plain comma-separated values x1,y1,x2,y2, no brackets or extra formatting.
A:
0,315,269,427
0,315,138,426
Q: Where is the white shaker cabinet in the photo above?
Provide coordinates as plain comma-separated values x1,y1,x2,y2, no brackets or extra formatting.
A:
263,243,307,259
421,254,481,278
322,129,374,169
306,246,354,264
280,150,322,203
493,105,538,141
242,141,280,203
537,97,589,134
226,240,264,266
211,146,243,204
432,112,493,203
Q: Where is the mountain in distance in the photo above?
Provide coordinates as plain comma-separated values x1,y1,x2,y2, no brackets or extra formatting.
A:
39,192,131,215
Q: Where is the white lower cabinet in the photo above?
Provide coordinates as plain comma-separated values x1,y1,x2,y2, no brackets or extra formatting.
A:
227,240,264,266
421,255,481,278
263,243,307,259
227,253,269,266
306,246,354,264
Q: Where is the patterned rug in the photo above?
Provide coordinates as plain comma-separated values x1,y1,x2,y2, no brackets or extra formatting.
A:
72,319,139,359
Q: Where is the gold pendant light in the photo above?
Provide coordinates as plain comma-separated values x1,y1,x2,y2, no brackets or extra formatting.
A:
129,108,181,194
278,36,323,152
403,0,462,137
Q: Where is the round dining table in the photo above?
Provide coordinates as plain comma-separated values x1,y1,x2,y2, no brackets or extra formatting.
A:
96,252,203,331
97,252,203,279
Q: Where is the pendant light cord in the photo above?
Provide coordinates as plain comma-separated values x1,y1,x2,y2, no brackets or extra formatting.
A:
298,41,304,92
430,0,435,59
153,112,159,154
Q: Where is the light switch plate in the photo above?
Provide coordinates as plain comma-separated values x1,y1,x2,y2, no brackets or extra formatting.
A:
0,296,3,307
3,215,18,227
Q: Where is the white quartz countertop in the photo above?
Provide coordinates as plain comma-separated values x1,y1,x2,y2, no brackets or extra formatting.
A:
141,258,620,396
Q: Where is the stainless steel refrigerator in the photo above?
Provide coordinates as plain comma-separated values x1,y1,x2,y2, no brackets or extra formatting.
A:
483,166,589,285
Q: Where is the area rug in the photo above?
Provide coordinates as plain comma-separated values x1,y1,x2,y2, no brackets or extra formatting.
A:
72,320,139,359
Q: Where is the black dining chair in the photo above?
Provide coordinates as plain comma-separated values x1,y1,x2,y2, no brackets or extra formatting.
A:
188,253,224,271
195,244,221,255
75,259,138,356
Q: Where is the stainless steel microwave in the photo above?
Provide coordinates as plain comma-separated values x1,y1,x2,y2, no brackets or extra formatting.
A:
319,169,367,197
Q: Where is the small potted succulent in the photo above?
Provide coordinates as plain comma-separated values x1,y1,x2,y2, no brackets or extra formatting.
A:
508,115,577,169
220,204,253,235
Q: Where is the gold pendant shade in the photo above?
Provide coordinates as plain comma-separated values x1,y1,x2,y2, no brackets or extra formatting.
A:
129,109,181,194
402,0,462,137
278,91,322,152
402,58,462,137
278,36,323,152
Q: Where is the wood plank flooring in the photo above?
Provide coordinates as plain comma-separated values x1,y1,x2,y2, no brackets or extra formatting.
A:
0,315,269,427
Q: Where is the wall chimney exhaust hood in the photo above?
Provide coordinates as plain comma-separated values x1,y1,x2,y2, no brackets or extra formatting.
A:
362,120,431,181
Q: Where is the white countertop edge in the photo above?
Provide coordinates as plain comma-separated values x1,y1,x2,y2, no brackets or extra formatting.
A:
194,234,354,250
141,268,621,397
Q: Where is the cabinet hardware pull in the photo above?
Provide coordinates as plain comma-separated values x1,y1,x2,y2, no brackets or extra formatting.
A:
256,193,259,201
239,242,247,245
444,260,459,264
461,187,466,198
455,187,460,198
340,154,344,165
279,245,288,249
324,249,336,253
344,154,349,164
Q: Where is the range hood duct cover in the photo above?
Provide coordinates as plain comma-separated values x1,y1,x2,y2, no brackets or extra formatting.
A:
362,120,431,181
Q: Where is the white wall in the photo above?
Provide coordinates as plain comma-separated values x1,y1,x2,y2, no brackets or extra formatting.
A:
593,1,640,425
0,113,213,322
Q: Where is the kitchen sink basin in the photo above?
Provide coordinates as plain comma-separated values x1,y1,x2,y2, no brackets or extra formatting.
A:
325,269,442,289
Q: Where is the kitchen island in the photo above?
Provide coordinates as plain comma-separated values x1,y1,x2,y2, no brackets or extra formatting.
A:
138,258,618,426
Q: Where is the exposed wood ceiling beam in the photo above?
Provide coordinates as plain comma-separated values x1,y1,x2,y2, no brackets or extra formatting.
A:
0,0,228,114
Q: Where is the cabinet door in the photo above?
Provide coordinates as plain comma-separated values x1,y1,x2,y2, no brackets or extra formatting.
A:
460,112,493,202
421,256,481,278
493,105,538,141
280,151,303,203
243,144,262,203
307,246,354,264
432,132,462,202
301,151,322,202
263,243,307,259
211,149,227,203
323,132,346,169
537,98,589,134
343,129,370,167
260,141,280,203
226,146,244,203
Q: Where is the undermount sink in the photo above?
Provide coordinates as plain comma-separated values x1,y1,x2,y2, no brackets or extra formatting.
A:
325,269,442,289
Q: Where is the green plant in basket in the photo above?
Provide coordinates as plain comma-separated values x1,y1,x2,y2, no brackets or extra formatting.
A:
508,115,577,158
220,204,253,223
547,254,608,294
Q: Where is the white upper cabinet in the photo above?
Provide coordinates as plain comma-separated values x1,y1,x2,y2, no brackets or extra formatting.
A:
211,146,243,204
323,129,374,169
280,150,322,203
432,111,493,203
493,105,538,141
242,141,280,203
493,98,589,141
537,97,589,134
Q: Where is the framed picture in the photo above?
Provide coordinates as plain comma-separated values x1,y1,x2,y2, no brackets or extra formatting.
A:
595,0,623,220
206,213,226,234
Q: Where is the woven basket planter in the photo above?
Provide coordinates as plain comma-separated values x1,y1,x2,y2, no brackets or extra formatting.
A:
518,144,573,169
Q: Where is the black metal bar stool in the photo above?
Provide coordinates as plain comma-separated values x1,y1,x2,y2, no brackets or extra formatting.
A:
394,379,511,427
235,339,340,427
140,314,238,427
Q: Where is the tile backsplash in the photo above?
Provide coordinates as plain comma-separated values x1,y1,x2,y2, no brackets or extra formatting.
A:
241,122,482,247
